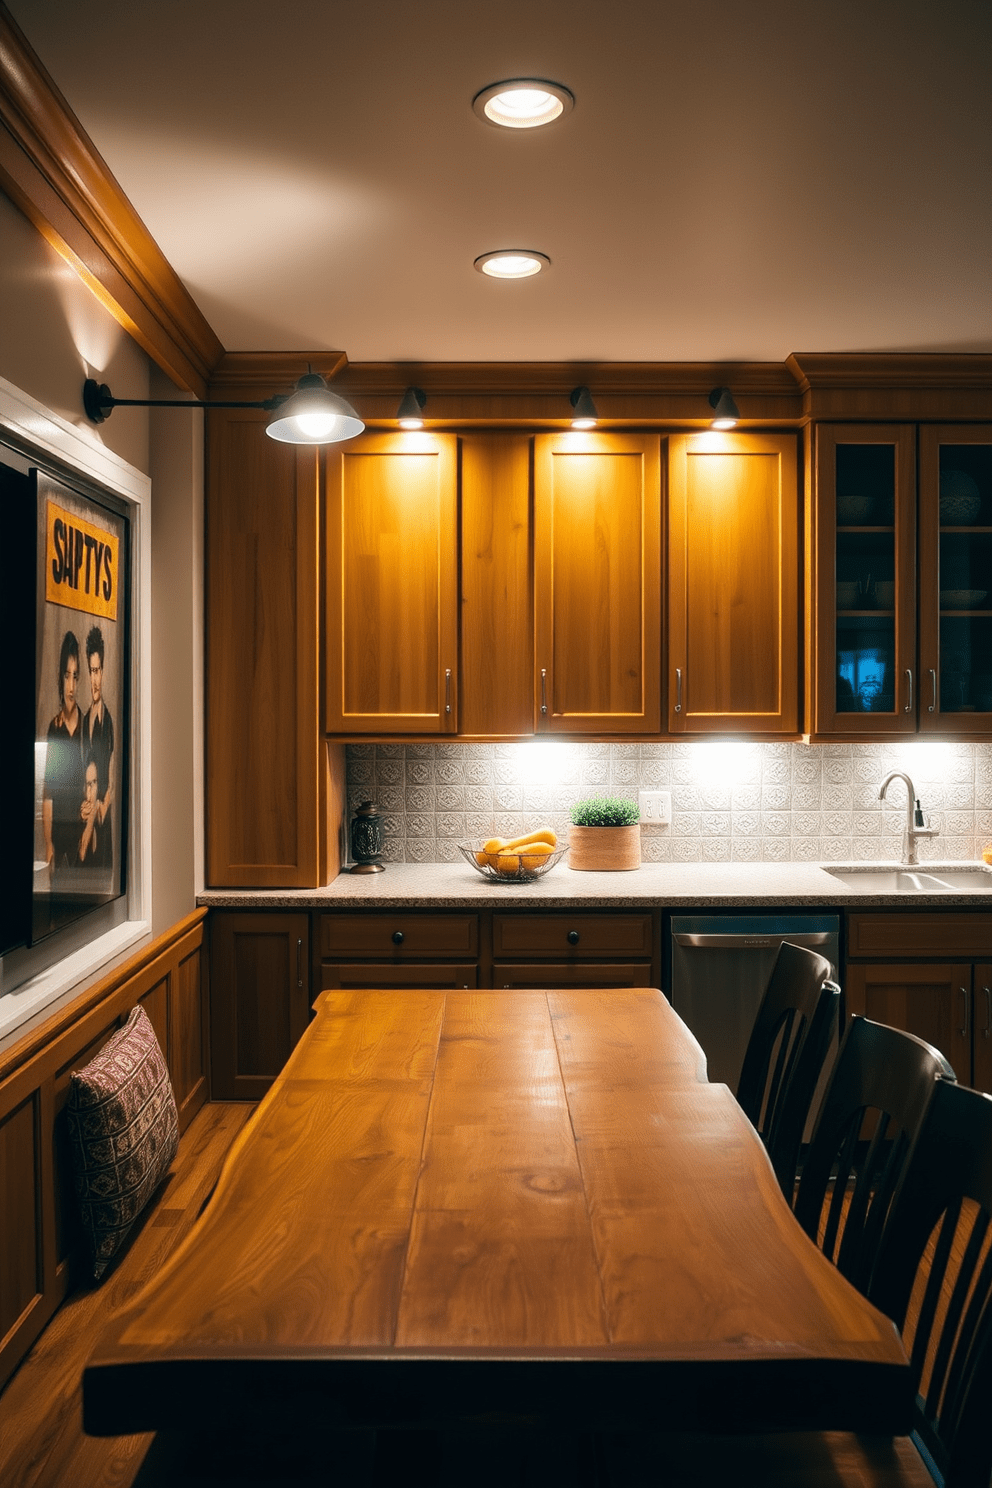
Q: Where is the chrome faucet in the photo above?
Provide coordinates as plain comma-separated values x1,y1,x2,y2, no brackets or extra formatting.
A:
878,771,939,866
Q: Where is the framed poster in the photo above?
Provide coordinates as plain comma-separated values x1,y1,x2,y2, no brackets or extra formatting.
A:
32,468,130,943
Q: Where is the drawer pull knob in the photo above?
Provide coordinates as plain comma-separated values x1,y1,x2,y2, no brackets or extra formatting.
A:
567,930,580,945
392,930,405,946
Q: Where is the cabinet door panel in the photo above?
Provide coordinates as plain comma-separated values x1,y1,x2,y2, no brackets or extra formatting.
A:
534,435,661,733
919,424,992,735
973,965,992,1095
845,961,970,1081
811,425,916,736
325,434,458,733
669,433,799,733
210,913,311,1099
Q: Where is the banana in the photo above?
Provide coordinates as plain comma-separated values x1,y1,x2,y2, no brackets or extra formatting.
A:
501,827,557,851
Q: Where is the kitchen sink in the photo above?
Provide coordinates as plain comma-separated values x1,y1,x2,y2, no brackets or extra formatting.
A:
823,865,992,893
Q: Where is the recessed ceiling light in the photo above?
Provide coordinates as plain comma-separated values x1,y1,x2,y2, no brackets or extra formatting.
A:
474,250,551,279
472,79,574,129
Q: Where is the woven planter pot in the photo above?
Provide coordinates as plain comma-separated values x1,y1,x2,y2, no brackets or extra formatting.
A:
567,824,641,871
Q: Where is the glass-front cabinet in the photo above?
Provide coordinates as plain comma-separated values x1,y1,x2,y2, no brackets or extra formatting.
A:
812,422,992,737
813,425,917,735
919,426,992,735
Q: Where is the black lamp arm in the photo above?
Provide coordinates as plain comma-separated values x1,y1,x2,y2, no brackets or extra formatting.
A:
83,379,283,424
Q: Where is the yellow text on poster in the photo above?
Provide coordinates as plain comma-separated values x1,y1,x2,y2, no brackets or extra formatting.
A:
45,500,119,621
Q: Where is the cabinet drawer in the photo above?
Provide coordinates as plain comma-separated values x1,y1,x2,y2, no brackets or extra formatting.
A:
492,914,654,958
848,913,992,960
494,962,654,990
320,913,478,958
321,963,478,991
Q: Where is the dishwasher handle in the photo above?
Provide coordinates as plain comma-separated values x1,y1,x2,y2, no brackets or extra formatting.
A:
673,932,836,951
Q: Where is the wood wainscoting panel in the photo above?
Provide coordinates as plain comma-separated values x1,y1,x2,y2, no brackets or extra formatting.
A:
0,910,209,1390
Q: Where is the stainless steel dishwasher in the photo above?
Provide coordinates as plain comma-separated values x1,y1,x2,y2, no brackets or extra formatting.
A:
670,914,840,1091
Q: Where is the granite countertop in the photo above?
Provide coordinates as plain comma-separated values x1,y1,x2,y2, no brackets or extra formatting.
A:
197,860,992,910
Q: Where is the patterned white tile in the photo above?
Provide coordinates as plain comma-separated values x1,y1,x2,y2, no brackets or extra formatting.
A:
610,759,640,785
702,838,732,861
699,783,732,811
376,743,405,758
944,784,973,810
381,839,406,861
465,759,493,784
673,785,702,812
761,813,790,837
494,786,524,811
377,786,407,813
731,838,760,861
641,836,672,862
793,783,821,810
381,813,405,838
581,761,609,785
762,784,792,810
407,760,433,785
792,812,821,838
822,812,854,837
945,811,974,836
406,838,439,862
347,743,375,759
821,742,853,756
638,743,671,758
673,813,701,836
672,838,702,861
762,839,790,862
820,837,854,861
436,840,462,863
791,838,822,860
437,786,465,811
701,812,732,837
852,784,881,810
731,784,762,810
732,811,761,837
437,813,466,838
465,813,495,839
824,759,854,784
406,787,436,813
463,787,495,814
639,762,671,788
793,755,822,783
761,758,790,784
406,814,434,838
436,760,464,785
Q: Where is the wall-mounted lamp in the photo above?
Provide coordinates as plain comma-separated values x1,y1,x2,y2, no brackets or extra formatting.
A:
708,387,740,429
82,369,365,445
569,386,598,429
396,387,427,429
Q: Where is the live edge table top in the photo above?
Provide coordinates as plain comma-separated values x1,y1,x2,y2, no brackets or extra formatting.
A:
84,989,911,1438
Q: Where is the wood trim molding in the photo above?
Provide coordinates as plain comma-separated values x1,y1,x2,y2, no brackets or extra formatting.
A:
787,353,992,422
0,908,207,1086
207,351,349,397
0,3,222,396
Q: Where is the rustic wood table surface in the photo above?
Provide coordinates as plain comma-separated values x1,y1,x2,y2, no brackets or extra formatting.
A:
84,988,911,1439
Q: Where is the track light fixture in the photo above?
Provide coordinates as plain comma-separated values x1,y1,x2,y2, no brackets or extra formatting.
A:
83,369,364,445
708,387,740,429
569,386,598,429
396,387,427,429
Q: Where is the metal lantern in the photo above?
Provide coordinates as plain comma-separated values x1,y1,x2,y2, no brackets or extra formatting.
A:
349,800,385,874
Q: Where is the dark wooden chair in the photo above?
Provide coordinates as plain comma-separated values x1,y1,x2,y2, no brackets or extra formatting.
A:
735,939,840,1197
867,1077,992,1488
793,1016,955,1296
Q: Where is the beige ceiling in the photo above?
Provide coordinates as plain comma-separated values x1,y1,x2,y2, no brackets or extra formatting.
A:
10,0,992,363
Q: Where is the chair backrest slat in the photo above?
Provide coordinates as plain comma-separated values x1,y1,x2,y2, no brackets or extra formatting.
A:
736,941,839,1197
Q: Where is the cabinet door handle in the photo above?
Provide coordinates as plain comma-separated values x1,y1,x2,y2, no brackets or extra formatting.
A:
675,667,683,714
540,667,548,715
392,930,404,946
960,986,970,1038
904,669,913,713
296,938,303,988
983,987,991,1038
567,929,580,945
444,667,452,714
929,669,937,713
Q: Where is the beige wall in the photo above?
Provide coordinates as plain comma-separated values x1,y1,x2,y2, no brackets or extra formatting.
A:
1,189,203,938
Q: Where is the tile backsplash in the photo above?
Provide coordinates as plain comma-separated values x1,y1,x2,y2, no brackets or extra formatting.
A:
345,740,992,865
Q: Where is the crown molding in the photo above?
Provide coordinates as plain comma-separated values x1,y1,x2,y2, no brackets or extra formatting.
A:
0,2,223,397
208,351,349,396
787,353,992,421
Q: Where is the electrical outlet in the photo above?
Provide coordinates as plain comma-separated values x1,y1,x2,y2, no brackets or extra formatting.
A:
638,790,671,825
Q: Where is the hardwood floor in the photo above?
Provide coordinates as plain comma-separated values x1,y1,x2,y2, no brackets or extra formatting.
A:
0,1101,254,1488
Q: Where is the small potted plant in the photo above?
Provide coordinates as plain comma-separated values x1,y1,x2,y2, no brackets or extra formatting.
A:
568,796,641,871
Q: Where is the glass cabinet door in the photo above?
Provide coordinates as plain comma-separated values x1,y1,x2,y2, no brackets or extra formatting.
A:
813,426,916,735
920,426,992,734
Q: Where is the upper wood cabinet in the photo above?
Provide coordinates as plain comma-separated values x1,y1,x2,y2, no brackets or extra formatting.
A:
324,433,459,734
206,410,329,886
667,432,800,734
809,422,992,737
534,434,662,734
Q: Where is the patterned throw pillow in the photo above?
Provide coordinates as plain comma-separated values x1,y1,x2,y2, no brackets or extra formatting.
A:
66,1004,179,1279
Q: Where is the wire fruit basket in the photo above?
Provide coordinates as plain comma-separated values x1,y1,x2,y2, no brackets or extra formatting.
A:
457,842,568,883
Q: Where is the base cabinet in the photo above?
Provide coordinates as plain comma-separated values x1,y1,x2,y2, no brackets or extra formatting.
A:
209,912,311,1100
846,914,992,1093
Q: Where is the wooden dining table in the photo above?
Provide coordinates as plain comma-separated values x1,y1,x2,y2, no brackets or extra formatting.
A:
84,987,911,1440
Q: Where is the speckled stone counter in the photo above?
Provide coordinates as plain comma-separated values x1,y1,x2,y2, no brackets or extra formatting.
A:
198,860,992,911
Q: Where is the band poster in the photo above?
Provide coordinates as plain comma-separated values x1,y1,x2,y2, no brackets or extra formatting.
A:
33,469,128,941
